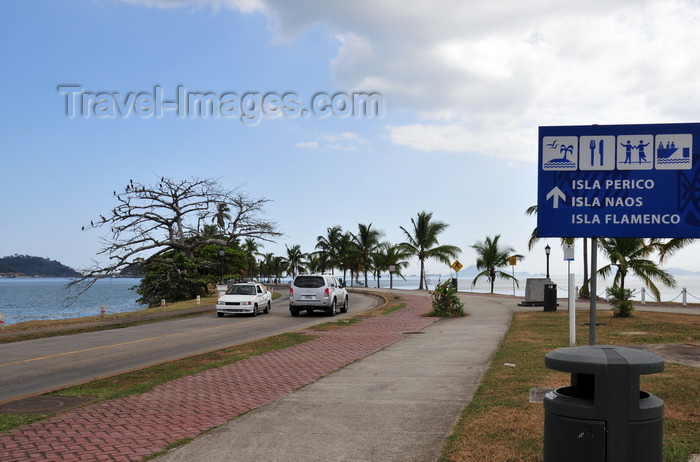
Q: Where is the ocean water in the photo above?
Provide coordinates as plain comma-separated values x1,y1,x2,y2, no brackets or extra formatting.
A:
0,277,147,326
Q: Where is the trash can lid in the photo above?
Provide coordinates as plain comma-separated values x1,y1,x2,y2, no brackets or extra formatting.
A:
545,345,664,375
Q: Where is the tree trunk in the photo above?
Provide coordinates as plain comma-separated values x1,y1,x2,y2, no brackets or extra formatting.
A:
419,259,425,290
581,238,589,298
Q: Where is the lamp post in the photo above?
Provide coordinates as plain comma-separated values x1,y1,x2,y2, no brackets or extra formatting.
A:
545,244,551,279
219,248,225,284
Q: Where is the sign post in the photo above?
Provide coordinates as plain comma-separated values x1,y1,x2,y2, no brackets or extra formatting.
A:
509,255,518,296
563,244,575,346
537,123,700,345
450,260,463,291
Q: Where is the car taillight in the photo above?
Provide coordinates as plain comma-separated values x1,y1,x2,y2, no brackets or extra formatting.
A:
289,288,293,296
324,288,330,298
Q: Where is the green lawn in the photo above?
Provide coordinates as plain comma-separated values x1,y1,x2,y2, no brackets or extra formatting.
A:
440,309,700,462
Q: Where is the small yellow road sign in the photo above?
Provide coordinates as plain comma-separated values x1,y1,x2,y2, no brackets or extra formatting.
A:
509,256,517,266
451,260,463,272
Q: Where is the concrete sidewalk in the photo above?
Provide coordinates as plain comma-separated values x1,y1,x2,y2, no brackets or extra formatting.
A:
0,291,514,461
155,292,514,462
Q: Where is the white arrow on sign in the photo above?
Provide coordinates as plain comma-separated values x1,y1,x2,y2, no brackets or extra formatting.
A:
546,186,566,209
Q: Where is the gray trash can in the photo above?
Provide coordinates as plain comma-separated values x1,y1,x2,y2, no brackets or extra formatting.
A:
543,283,557,312
543,346,664,462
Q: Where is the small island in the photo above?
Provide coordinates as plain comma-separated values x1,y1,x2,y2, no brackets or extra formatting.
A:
0,255,80,278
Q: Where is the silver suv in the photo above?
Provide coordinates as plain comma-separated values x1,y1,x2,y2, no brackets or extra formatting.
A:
289,274,348,317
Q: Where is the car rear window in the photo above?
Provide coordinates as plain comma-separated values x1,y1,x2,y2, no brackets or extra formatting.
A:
293,276,325,288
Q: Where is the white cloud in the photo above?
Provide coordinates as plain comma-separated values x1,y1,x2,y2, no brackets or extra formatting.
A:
294,132,365,151
326,143,356,151
263,0,700,159
119,0,265,14
295,141,319,149
119,0,700,160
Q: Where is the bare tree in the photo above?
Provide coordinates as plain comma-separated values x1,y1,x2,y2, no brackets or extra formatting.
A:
70,176,280,292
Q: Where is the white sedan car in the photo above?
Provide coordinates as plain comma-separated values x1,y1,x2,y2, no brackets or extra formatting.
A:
216,282,272,317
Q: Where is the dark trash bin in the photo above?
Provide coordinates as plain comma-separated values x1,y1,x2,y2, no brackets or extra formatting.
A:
543,346,664,462
450,277,458,290
543,283,557,312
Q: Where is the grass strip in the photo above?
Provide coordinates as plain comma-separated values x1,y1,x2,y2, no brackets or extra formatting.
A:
439,310,700,462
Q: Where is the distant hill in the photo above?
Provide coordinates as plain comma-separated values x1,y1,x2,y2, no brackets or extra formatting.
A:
666,267,700,276
459,264,532,278
0,255,80,277
119,262,144,277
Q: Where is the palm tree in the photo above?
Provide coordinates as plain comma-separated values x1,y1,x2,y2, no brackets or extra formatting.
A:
315,226,344,274
525,205,539,251
284,244,307,278
202,223,220,238
399,211,461,290
336,231,355,285
212,202,231,234
350,223,384,287
652,238,696,264
596,237,676,301
471,235,523,293
259,252,275,282
306,252,330,274
372,243,410,289
242,238,261,279
268,254,287,282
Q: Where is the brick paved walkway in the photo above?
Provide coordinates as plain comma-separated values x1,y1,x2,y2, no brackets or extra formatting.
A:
0,293,436,461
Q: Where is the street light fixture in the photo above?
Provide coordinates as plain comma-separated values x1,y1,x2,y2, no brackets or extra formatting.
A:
545,244,551,279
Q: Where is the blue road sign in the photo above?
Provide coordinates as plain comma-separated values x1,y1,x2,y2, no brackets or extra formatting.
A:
537,123,700,238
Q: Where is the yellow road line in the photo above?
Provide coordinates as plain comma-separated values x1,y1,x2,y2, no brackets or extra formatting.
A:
0,318,264,368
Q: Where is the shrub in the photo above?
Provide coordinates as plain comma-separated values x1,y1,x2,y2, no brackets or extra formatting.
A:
607,285,634,317
430,280,466,317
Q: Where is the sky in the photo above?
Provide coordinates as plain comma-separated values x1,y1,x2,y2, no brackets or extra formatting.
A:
2,0,700,279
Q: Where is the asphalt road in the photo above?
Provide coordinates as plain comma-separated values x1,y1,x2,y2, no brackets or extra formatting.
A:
0,292,380,404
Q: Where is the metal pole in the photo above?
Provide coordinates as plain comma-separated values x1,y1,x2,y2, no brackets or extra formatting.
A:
568,261,575,346
589,238,597,345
